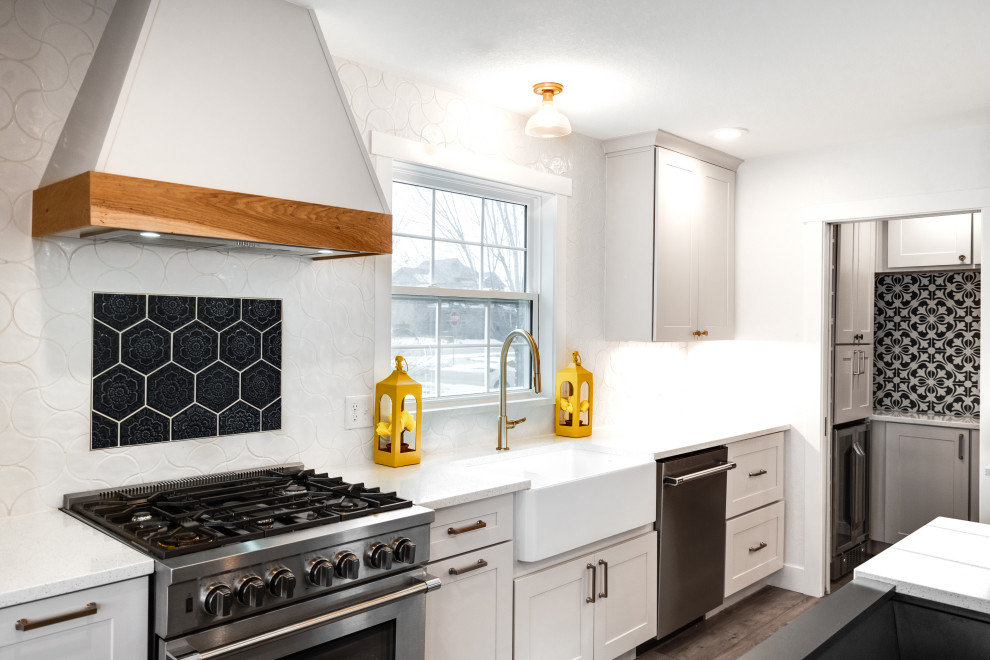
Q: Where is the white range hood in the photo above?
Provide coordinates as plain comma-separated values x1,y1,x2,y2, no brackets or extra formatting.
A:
35,0,391,258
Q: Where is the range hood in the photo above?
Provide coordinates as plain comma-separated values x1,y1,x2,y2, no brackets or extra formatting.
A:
34,0,391,259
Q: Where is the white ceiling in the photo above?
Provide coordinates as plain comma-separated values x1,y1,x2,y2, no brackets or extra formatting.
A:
301,0,990,160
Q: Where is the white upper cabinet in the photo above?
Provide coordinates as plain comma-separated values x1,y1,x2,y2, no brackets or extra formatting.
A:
834,222,875,345
604,132,739,342
973,212,982,265
886,213,975,268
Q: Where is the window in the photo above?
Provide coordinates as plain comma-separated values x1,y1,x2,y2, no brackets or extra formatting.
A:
390,168,540,400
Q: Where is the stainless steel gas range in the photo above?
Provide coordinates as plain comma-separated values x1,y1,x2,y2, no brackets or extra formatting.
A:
62,463,439,660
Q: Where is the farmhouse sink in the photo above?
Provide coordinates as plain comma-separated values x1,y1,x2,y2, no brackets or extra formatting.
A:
460,443,656,561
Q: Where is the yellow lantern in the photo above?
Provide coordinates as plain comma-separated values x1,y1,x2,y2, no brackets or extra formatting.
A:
556,350,593,437
373,356,422,467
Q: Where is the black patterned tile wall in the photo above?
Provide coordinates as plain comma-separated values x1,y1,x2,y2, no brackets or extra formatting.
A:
874,272,980,416
92,294,282,449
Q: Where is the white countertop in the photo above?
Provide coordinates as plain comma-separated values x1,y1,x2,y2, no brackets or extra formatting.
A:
872,410,980,430
855,517,990,614
0,510,154,609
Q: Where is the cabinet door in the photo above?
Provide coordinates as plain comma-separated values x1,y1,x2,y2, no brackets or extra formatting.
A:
887,214,972,268
0,578,147,660
973,212,982,265
594,532,658,659
884,424,969,543
835,222,876,344
426,541,512,660
694,160,735,340
653,148,698,341
833,346,872,425
514,553,595,660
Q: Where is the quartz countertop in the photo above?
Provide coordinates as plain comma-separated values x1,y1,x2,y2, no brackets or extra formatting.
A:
871,410,980,429
855,517,990,614
0,510,154,609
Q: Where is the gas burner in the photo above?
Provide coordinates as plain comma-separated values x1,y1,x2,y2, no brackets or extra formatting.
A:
281,483,308,495
131,510,156,522
330,497,368,513
256,517,275,528
156,529,213,550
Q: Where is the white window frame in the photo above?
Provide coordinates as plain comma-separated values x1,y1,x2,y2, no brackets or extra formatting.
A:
370,132,571,411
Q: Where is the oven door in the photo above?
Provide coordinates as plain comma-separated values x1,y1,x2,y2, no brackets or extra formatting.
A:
160,570,439,660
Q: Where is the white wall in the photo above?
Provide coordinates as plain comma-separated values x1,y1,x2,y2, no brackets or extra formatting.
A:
721,123,990,596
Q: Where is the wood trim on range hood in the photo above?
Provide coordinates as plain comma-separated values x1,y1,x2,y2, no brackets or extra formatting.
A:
33,171,392,259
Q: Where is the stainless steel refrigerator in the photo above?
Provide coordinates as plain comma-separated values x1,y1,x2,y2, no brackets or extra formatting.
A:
830,421,870,580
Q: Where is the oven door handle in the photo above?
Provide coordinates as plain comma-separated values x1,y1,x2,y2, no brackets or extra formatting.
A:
166,573,442,660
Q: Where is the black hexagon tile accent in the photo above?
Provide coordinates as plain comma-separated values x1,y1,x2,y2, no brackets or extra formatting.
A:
93,321,119,376
92,413,119,449
173,321,218,373
196,362,240,413
241,362,281,409
219,401,261,436
149,295,195,330
93,364,145,421
198,297,240,331
120,408,170,445
93,293,282,449
220,321,261,370
262,324,281,368
147,364,195,416
243,299,282,331
172,405,218,441
121,320,171,374
94,293,146,330
262,400,281,432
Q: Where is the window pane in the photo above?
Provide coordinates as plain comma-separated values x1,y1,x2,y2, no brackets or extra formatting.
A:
392,183,433,237
490,300,532,344
484,199,526,248
434,241,481,289
439,299,486,345
435,190,482,243
392,236,431,286
484,247,526,292
392,297,437,347
489,344,532,391
400,347,438,398
439,346,488,397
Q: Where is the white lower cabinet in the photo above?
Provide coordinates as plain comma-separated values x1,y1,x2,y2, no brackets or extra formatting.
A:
513,531,657,660
425,541,513,660
0,577,148,660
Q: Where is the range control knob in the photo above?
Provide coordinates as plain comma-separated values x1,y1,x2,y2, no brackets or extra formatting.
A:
392,537,417,564
267,568,296,599
334,551,360,580
309,558,334,587
366,542,394,570
237,575,265,607
203,584,233,616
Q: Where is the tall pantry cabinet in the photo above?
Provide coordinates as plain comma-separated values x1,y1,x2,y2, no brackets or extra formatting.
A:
603,131,741,342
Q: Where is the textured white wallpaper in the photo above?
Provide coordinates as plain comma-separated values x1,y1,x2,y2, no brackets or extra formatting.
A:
0,0,693,518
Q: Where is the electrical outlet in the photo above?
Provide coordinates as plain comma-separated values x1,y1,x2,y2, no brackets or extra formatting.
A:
344,395,372,430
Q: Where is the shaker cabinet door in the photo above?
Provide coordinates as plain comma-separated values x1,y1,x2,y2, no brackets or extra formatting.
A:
513,554,595,660
835,222,876,345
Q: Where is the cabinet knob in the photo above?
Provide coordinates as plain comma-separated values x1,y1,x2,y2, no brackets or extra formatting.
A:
959,254,966,262
692,330,709,338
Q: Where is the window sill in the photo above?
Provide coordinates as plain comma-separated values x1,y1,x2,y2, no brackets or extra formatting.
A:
420,393,555,414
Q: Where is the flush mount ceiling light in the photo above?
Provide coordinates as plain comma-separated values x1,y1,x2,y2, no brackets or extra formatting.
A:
525,82,572,138
709,127,749,141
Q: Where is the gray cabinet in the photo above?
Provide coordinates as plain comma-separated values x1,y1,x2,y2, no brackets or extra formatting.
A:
883,423,970,543
835,222,875,345
833,346,873,425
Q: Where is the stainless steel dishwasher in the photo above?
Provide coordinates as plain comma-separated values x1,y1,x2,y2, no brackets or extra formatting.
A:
656,446,736,638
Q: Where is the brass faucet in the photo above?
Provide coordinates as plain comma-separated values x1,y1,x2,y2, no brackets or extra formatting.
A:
497,329,542,450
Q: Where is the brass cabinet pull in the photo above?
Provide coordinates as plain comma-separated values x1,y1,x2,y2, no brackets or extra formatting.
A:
748,468,768,477
749,541,768,553
598,559,609,599
16,602,98,631
448,559,488,576
692,330,709,338
447,520,486,535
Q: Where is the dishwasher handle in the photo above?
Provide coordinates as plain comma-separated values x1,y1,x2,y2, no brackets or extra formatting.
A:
663,461,736,486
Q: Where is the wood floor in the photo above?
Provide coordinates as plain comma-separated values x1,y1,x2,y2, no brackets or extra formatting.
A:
636,576,854,660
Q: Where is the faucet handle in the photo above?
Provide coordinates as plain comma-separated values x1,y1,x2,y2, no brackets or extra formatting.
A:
507,416,527,429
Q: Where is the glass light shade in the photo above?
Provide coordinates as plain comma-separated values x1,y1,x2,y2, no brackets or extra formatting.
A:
525,100,572,138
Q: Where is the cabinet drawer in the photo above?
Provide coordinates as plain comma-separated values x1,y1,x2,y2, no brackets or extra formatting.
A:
725,501,785,597
430,494,513,561
726,432,784,518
